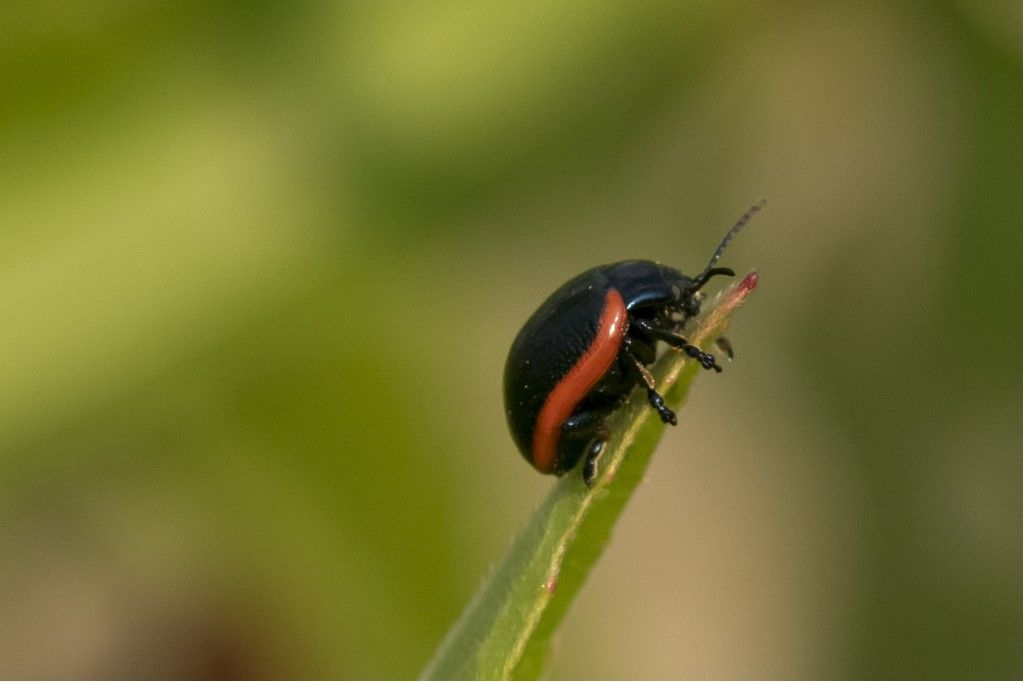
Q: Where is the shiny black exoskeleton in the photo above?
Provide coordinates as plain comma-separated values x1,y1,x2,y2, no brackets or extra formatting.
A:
504,201,763,486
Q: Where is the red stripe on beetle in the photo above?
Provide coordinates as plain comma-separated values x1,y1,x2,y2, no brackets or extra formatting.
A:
530,288,628,473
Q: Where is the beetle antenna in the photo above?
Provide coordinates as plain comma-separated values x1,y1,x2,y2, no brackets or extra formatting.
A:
697,198,766,281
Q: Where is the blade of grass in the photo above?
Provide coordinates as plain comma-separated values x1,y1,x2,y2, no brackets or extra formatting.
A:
422,272,760,680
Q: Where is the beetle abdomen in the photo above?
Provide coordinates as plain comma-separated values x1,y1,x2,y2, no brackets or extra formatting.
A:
530,288,626,471
503,269,628,472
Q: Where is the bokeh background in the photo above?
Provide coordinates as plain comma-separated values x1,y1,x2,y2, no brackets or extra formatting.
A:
1,2,1019,679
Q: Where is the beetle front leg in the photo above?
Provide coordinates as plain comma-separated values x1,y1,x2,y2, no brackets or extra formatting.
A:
714,336,734,360
633,318,723,372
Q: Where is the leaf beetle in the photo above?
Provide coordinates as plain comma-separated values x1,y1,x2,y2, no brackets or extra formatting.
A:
503,200,763,486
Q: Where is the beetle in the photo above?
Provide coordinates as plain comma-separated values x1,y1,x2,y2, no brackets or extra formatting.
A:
503,200,763,487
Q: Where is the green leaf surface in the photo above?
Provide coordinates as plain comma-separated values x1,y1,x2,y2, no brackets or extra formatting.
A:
421,272,760,680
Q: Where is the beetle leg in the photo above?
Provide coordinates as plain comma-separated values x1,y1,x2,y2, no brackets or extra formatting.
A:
622,333,657,365
633,318,722,372
714,336,735,360
623,348,677,426
561,411,609,439
582,439,605,488
560,412,609,486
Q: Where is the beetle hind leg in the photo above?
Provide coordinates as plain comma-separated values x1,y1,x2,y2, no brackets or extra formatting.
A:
561,411,610,486
582,439,605,488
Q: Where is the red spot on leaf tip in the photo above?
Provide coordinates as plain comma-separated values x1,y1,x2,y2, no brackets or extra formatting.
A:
545,577,558,595
739,271,759,291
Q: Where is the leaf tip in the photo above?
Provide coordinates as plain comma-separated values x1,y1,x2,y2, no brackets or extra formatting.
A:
738,270,759,292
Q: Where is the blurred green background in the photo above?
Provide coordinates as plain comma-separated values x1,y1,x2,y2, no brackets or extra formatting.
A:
1,2,1019,679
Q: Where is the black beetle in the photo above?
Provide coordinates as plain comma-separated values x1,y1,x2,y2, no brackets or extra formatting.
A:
503,200,763,486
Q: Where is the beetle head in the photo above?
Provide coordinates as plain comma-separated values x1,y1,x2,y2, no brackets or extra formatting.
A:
671,266,734,319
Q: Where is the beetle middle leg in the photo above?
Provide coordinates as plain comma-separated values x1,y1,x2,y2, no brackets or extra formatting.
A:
622,344,677,426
